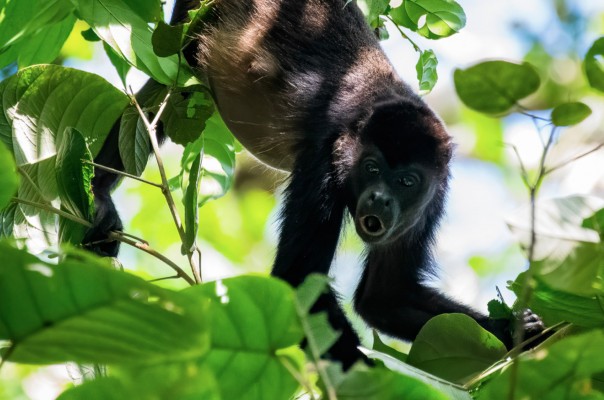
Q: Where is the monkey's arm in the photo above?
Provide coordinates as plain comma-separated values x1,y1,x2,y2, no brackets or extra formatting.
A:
271,145,366,368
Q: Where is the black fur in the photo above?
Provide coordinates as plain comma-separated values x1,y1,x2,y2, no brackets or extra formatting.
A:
86,0,537,368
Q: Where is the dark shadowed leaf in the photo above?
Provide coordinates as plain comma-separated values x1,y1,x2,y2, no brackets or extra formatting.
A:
551,102,592,126
585,37,604,93
163,86,215,145
104,43,131,88
454,61,540,114
407,314,506,383
0,243,210,365
183,151,202,251
152,21,184,58
118,106,151,177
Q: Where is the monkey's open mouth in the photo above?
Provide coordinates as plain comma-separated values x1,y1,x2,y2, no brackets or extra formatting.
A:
359,215,386,236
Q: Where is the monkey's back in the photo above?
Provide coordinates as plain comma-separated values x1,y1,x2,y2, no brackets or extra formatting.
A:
190,0,409,171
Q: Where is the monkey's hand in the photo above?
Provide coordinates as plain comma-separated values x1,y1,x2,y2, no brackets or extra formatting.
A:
82,193,123,257
485,309,547,350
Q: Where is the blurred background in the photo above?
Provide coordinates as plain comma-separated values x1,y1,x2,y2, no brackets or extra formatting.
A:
2,0,604,398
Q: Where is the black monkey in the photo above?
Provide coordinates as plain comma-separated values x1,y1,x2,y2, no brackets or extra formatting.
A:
86,0,543,368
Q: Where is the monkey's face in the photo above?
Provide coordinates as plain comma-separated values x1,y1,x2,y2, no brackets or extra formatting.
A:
349,147,438,245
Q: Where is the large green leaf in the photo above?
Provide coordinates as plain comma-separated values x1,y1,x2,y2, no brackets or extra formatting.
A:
0,142,19,210
0,13,76,70
406,314,506,383
185,276,304,400
0,243,210,365
0,0,74,52
335,367,450,400
454,61,540,114
0,65,129,165
391,0,466,39
72,0,194,85
58,364,221,400
476,330,604,399
363,349,472,399
585,37,604,93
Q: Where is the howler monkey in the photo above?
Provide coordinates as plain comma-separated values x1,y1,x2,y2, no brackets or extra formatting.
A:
86,0,543,368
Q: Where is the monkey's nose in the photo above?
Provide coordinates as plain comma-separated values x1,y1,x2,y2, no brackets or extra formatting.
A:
360,215,386,236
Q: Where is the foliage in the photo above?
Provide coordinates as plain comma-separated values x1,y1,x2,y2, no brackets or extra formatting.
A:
0,0,603,399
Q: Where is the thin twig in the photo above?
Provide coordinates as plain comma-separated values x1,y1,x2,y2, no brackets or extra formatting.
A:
544,143,604,175
148,275,181,283
505,143,530,188
293,299,337,400
279,356,318,400
508,126,557,400
130,88,203,284
9,198,194,285
84,160,163,188
385,15,421,52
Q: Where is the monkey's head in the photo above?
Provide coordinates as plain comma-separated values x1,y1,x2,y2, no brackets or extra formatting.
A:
347,98,452,245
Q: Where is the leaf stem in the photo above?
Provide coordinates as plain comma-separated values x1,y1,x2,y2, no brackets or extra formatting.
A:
9,198,194,285
544,143,604,175
84,160,162,188
386,15,421,52
131,89,203,284
293,300,337,400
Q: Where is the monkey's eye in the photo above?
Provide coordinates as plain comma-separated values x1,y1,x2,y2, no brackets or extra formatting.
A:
365,162,380,175
399,174,419,187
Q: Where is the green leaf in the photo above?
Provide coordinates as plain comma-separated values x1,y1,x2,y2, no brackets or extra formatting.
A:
163,86,215,145
80,28,100,42
185,276,304,400
336,367,450,400
0,14,76,70
296,273,331,313
183,151,202,252
0,142,19,210
476,330,604,399
391,0,466,39
454,61,541,114
72,0,193,86
58,364,221,400
372,331,408,363
104,42,131,88
0,65,129,165
551,102,592,126
585,37,604,93
510,274,604,328
0,0,74,53
122,0,162,22
118,106,151,176
487,299,512,320
416,49,438,94
507,195,604,262
407,314,506,383
152,21,184,58
0,243,210,365
356,0,390,27
364,348,473,399
54,128,95,245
